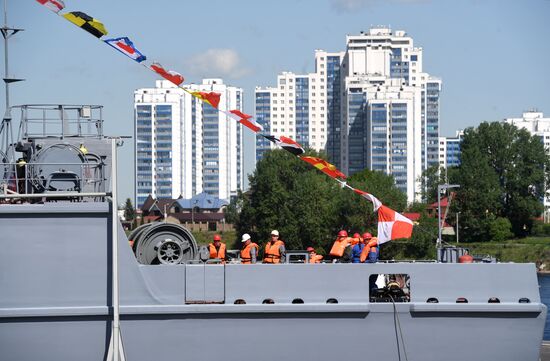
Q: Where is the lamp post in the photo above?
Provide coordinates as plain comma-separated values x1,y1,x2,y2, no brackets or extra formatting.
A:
437,184,460,248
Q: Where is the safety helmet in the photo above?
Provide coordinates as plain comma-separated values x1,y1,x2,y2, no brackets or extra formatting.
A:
306,247,315,252
213,234,221,241
353,233,361,239
241,233,251,242
362,232,372,240
338,230,348,237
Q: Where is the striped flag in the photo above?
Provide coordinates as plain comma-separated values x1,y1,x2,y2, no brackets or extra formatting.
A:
150,62,184,86
300,156,346,179
377,205,414,244
36,0,65,13
229,110,263,132
262,135,304,156
104,37,146,63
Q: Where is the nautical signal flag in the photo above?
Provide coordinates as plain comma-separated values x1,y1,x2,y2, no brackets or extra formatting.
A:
229,110,263,132
377,205,414,244
150,62,184,86
300,156,346,179
36,0,65,13
192,91,221,109
353,188,382,211
262,135,304,156
104,37,146,63
62,12,108,38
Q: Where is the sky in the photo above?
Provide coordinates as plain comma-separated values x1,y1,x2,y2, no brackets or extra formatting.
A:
2,0,550,203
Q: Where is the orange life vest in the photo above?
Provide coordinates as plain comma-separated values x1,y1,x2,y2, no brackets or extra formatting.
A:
240,243,259,264
360,237,378,263
309,254,323,263
263,240,284,264
329,237,351,257
349,236,362,247
208,243,226,261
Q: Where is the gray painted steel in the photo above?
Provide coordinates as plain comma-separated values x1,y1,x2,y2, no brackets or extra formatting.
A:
0,202,546,361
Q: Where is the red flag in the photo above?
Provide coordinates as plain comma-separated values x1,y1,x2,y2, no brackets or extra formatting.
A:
300,156,346,179
150,62,184,86
192,91,221,109
377,205,414,244
229,110,263,132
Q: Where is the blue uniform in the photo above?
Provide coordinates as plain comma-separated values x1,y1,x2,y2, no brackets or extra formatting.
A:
366,245,379,263
351,243,366,263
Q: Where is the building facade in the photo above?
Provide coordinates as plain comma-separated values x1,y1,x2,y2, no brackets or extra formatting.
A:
439,131,463,168
255,27,441,202
134,79,243,207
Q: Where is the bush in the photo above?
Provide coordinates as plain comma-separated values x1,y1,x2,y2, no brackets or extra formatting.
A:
489,217,513,242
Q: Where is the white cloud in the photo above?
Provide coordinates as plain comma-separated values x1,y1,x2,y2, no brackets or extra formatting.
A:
330,0,428,12
183,48,252,80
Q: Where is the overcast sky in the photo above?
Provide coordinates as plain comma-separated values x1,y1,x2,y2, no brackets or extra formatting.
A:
3,0,550,202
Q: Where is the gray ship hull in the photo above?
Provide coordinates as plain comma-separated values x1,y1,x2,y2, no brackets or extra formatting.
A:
0,202,546,361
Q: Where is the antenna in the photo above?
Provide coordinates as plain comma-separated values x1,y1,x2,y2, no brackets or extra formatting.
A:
0,0,24,161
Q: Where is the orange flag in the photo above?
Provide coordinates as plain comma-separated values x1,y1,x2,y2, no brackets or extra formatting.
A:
191,91,221,109
300,156,347,179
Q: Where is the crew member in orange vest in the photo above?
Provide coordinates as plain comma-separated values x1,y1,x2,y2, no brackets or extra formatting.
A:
350,232,362,247
208,234,227,263
307,247,323,263
360,232,379,263
329,230,352,263
240,233,259,264
263,229,286,264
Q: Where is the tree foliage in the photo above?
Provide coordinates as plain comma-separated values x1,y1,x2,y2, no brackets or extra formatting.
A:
124,198,136,221
234,149,408,254
454,122,550,240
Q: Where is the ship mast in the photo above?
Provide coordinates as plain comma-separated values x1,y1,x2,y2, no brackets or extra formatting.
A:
0,0,23,161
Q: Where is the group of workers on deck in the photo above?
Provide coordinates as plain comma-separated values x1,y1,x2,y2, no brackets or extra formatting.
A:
207,229,379,264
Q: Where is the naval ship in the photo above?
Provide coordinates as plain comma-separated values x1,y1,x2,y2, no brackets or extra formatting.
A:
0,104,546,361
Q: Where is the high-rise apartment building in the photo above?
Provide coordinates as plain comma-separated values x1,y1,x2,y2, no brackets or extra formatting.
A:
439,131,463,168
134,79,243,207
255,27,441,202
255,51,345,163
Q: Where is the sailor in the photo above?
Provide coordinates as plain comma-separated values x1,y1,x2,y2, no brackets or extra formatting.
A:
307,247,323,263
360,232,379,263
351,233,363,249
351,236,367,263
263,229,286,264
240,233,259,264
329,230,352,263
208,234,227,263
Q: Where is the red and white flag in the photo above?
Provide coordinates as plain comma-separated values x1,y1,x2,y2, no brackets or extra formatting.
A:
150,62,184,86
377,205,414,244
229,110,263,132
36,0,65,13
353,188,382,211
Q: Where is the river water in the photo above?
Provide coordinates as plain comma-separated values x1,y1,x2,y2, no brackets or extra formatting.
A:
538,274,550,340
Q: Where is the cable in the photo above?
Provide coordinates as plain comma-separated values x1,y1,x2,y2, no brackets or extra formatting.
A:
390,294,409,361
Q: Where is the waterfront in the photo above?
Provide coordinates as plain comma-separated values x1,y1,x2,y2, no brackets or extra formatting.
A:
539,274,550,340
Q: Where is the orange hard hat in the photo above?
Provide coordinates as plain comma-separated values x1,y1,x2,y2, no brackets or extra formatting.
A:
338,230,348,237
306,247,315,252
362,232,372,240
213,234,221,241
353,233,361,239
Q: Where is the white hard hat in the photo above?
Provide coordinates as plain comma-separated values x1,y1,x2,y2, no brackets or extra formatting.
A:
241,233,251,242
271,230,279,236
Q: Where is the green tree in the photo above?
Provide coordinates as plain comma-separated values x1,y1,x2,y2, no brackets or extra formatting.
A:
455,122,550,240
224,190,245,225
235,149,341,251
124,198,136,221
489,217,513,242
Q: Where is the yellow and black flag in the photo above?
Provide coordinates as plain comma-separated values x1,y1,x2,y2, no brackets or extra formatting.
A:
62,11,108,38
